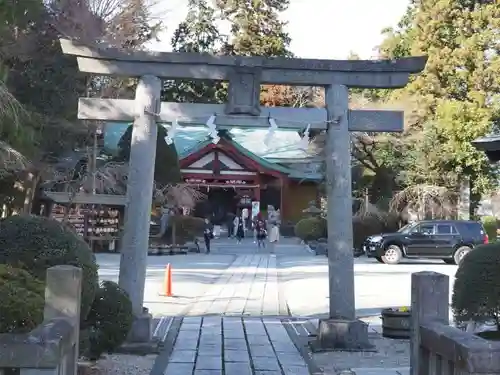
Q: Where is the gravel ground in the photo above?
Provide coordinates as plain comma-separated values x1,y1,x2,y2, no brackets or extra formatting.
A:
96,354,157,375
312,334,410,374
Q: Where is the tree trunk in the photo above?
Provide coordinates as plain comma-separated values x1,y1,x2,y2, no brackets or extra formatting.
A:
369,167,396,207
172,219,177,246
22,172,40,214
468,177,481,220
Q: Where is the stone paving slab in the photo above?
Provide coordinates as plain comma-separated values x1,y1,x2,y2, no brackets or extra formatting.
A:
351,368,409,375
162,316,312,375
184,255,281,316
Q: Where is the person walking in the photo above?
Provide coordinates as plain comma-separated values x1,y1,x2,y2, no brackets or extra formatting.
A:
267,205,279,244
255,213,267,249
203,218,214,254
226,212,235,238
235,212,245,244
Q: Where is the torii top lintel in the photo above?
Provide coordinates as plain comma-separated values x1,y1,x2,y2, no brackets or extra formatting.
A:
59,39,427,89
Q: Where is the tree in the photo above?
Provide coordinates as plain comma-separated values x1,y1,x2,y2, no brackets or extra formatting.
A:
162,0,226,104
377,0,500,216
0,0,164,215
216,0,291,57
390,184,457,220
164,0,299,104
216,0,303,107
116,124,182,187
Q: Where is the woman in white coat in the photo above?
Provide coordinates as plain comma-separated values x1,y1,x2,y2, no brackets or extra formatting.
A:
267,206,280,243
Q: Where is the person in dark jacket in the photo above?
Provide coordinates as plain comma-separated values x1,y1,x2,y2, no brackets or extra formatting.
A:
235,212,245,244
226,212,236,238
255,213,267,249
203,218,214,253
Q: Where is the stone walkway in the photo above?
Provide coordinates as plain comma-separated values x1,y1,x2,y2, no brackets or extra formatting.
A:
185,254,283,316
163,316,311,375
211,237,311,256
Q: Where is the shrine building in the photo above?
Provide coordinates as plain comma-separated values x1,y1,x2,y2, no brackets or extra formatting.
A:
105,124,323,222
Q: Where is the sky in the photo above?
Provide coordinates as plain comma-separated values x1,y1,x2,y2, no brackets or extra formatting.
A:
148,0,410,59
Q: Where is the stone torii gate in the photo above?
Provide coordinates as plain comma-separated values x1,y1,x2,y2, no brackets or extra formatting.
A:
60,39,426,348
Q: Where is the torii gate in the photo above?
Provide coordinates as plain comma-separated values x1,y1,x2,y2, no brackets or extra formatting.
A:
60,39,426,348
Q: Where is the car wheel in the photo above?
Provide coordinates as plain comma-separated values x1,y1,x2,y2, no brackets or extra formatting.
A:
454,246,472,265
382,245,403,265
443,259,455,265
375,256,384,263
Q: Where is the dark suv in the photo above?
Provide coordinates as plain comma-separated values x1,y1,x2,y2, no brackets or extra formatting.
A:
363,220,488,265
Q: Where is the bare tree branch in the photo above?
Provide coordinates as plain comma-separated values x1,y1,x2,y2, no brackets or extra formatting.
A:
154,184,206,209
390,184,457,220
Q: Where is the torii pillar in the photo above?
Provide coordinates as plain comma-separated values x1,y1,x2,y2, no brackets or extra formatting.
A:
59,38,427,348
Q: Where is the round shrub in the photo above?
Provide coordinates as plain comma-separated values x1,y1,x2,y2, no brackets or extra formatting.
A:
294,217,327,242
452,243,500,329
164,215,205,244
176,215,205,239
352,213,401,250
482,216,497,242
0,265,45,333
0,215,99,320
82,281,133,360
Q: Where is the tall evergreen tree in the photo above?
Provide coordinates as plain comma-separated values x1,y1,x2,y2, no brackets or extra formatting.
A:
216,0,291,57
368,0,500,215
162,0,226,104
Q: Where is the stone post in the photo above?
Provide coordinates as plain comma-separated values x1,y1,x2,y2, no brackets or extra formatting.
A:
44,265,82,375
410,272,449,375
119,75,161,340
316,84,371,350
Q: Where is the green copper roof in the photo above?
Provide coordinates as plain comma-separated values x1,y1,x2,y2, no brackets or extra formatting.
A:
104,123,313,158
103,123,322,180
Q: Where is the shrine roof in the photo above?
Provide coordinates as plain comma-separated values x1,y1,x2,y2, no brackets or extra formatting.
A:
472,134,500,162
103,123,322,181
104,123,316,160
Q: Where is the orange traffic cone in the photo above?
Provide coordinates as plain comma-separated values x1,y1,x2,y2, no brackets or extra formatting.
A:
159,263,172,297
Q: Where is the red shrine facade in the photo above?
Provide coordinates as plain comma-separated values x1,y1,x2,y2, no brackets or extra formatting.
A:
179,137,319,222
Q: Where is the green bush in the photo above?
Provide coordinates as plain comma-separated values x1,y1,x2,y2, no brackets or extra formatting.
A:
452,243,500,330
294,217,327,241
176,215,205,240
482,216,497,242
353,213,401,250
164,215,205,245
0,215,99,320
82,281,133,360
0,265,45,333
294,212,401,245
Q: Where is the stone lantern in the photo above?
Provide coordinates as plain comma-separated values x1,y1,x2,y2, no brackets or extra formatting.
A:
302,200,322,217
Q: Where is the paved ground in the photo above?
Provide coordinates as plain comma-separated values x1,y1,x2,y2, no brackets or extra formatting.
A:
184,254,285,316
96,238,460,375
162,316,310,375
279,256,458,319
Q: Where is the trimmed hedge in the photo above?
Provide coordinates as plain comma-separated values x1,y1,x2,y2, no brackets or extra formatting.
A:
295,213,400,247
81,281,133,360
0,215,99,320
163,215,205,244
353,214,400,250
294,217,327,241
0,265,45,333
452,242,500,330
